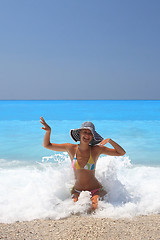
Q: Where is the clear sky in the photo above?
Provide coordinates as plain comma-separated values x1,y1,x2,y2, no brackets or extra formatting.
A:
0,0,160,100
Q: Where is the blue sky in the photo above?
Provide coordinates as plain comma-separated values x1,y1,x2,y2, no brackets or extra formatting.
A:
0,0,160,99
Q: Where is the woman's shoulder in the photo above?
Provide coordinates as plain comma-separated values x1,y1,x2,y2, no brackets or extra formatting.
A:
90,145,102,161
91,145,100,149
66,143,78,152
91,145,101,154
66,143,78,160
67,143,77,148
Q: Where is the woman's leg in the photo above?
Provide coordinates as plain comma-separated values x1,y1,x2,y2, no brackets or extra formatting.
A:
90,194,99,210
71,187,81,202
99,189,107,199
72,192,80,202
90,188,107,211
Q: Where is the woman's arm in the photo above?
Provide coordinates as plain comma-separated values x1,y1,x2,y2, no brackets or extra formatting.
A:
40,116,71,152
99,138,126,156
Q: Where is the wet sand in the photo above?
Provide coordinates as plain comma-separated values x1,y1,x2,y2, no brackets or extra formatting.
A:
0,214,160,240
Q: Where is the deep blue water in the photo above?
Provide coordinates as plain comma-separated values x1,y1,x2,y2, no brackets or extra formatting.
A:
0,100,160,121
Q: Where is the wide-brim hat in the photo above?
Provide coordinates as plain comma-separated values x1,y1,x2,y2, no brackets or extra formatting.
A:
70,122,103,146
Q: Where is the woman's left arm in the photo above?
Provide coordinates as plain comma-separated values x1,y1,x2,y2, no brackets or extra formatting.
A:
99,138,126,156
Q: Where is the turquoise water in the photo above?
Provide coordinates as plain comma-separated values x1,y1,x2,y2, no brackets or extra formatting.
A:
0,100,160,165
0,100,160,223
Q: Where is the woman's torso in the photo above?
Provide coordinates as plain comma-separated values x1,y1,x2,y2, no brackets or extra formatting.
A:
70,144,102,191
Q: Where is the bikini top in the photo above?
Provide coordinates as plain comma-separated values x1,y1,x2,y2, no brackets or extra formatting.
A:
72,145,95,171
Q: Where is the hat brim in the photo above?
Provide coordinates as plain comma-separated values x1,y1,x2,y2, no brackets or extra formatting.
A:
70,127,103,146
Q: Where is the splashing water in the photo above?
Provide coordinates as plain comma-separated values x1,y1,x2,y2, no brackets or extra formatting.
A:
0,154,160,223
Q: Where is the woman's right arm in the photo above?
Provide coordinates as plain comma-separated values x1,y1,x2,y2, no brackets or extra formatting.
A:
40,116,71,152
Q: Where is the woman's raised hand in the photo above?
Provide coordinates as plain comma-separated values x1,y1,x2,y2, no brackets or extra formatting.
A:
99,138,111,146
40,116,51,132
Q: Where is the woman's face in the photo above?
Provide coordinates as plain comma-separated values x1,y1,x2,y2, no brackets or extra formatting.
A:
80,129,93,144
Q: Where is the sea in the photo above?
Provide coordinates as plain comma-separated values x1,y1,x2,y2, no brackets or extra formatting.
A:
0,100,160,223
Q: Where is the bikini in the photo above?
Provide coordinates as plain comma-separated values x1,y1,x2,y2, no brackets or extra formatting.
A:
72,145,103,197
72,145,95,171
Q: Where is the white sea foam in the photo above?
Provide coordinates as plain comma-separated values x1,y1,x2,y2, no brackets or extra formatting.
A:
0,155,160,223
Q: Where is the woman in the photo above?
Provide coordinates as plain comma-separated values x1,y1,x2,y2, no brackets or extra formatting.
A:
40,117,126,211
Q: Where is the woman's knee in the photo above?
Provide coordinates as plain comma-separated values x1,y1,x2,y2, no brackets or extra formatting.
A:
72,193,79,202
91,194,99,210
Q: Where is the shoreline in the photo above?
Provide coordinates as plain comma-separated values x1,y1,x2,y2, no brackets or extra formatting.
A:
0,214,160,240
